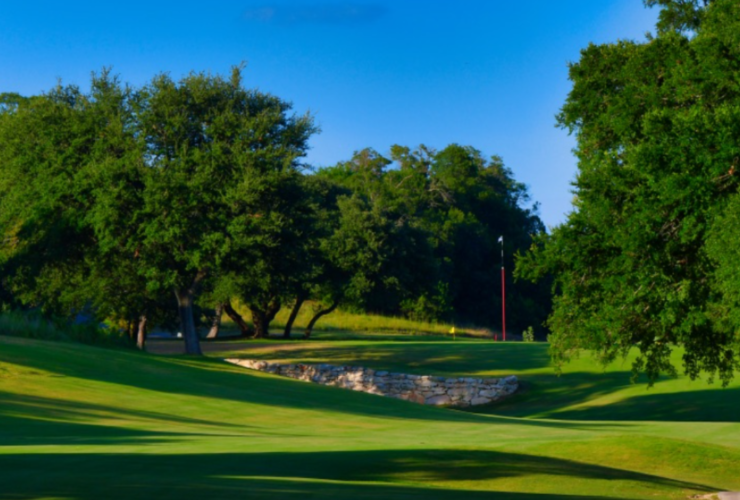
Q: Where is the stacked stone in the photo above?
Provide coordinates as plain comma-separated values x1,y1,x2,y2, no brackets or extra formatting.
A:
225,359,518,407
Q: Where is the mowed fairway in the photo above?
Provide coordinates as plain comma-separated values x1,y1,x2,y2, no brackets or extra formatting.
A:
2,336,740,499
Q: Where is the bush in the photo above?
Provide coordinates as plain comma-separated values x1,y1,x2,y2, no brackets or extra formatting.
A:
0,310,134,348
522,326,535,343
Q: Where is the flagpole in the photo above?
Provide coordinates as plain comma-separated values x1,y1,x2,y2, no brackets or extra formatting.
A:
500,235,506,342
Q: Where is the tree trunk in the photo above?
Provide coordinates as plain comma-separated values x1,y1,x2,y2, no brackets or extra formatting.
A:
251,308,268,339
127,319,135,341
283,292,307,339
205,303,223,339
223,301,253,337
136,315,147,350
250,299,281,339
304,300,339,339
174,271,206,355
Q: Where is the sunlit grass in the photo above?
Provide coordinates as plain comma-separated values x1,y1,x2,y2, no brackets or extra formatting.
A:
224,300,496,339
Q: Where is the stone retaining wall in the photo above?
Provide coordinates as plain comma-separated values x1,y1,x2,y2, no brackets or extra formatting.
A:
225,358,518,407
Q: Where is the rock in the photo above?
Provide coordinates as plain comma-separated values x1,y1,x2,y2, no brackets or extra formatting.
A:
408,392,426,404
425,395,452,406
224,358,519,408
479,390,500,398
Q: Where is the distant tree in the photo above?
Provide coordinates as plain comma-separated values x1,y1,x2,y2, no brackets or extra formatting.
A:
516,0,740,383
280,175,350,339
317,144,545,332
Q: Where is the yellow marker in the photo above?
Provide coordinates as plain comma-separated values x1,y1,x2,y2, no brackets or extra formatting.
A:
450,326,456,340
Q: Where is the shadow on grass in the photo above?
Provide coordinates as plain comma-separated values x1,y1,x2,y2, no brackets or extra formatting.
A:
549,387,740,422
466,369,740,422
466,371,636,419
209,341,555,374
0,337,628,430
0,415,192,447
0,448,717,500
0,391,248,429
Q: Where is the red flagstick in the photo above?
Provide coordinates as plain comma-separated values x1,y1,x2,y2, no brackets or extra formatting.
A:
501,265,506,341
499,236,506,341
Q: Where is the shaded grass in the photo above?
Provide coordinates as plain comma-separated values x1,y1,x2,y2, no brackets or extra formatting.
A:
0,448,722,500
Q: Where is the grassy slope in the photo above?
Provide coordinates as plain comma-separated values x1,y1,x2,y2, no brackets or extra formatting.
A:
1,336,739,499
214,340,740,423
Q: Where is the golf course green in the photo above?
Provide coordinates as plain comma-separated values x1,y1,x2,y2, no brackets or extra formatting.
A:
2,334,739,499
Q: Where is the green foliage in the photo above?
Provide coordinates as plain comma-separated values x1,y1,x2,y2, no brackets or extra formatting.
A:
0,67,317,352
319,144,548,332
522,326,535,343
517,0,740,384
0,311,132,348
0,66,545,346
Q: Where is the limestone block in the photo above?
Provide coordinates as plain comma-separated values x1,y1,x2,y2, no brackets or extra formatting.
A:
408,392,425,404
471,396,492,405
415,378,434,388
478,390,500,399
425,395,452,406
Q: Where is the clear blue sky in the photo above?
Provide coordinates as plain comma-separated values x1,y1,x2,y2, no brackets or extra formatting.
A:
0,1,658,228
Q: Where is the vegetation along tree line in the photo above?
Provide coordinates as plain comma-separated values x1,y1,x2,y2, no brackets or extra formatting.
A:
0,67,548,355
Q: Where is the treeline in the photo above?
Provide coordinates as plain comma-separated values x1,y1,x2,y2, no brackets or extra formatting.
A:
0,67,548,354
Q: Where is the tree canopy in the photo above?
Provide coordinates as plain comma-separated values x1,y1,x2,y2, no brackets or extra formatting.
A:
1,67,547,352
517,0,740,384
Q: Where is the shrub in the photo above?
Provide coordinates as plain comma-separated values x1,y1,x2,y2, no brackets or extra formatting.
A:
522,326,535,343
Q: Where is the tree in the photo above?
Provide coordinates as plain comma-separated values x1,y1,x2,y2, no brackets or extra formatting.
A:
317,144,547,332
516,0,740,383
0,68,316,355
0,74,146,328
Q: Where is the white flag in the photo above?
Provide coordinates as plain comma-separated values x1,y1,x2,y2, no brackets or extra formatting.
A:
498,236,503,243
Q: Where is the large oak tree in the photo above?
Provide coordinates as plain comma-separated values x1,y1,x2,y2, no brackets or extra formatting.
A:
517,0,740,383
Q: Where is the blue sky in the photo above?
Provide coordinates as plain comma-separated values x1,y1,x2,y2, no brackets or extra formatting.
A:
0,1,658,228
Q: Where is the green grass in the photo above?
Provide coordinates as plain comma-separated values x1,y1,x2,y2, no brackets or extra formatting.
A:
224,300,495,339
2,334,740,499
213,340,740,423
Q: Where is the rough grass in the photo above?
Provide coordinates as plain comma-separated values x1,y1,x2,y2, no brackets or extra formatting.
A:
224,300,495,339
2,334,740,499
